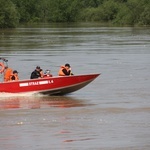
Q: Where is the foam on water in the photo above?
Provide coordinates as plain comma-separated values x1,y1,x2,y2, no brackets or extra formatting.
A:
0,92,44,100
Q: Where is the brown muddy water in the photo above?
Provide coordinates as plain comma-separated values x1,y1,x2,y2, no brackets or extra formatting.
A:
0,23,150,150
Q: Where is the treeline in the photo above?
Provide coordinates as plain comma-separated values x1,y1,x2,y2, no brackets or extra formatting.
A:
0,0,150,28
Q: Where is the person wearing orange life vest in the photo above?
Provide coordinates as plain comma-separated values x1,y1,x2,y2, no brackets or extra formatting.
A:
10,70,19,81
3,66,13,82
58,63,73,76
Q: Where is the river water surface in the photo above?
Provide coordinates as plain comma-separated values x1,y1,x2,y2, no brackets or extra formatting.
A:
0,23,150,150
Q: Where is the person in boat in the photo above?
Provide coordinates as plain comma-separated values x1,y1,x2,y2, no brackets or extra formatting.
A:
30,66,41,79
40,69,44,78
10,70,19,81
3,66,13,82
58,63,73,76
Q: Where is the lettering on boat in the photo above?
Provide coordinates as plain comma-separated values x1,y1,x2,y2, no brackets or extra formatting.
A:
29,81,39,86
19,80,54,87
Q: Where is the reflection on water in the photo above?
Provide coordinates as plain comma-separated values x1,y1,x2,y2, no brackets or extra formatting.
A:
0,95,88,110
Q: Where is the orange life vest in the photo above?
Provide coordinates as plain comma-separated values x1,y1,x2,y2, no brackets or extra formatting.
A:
10,74,19,81
4,68,13,82
58,66,66,76
0,62,5,73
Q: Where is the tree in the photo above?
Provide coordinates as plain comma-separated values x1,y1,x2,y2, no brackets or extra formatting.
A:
80,0,104,8
0,0,19,28
99,0,120,21
1,0,150,27
11,0,42,22
139,0,150,25
48,0,80,22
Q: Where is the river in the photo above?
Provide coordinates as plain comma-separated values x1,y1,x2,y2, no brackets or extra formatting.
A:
0,23,150,150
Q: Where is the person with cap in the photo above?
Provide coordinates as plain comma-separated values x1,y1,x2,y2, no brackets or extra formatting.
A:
58,63,73,76
30,66,41,79
10,70,19,81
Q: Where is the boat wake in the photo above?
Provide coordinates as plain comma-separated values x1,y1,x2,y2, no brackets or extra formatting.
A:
0,92,87,110
0,92,44,100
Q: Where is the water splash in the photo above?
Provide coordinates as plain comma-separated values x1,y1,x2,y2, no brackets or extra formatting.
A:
0,92,44,100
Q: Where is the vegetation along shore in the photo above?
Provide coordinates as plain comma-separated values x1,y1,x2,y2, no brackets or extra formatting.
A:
0,0,150,28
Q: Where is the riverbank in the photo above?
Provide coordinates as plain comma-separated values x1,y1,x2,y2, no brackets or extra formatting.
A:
0,0,150,28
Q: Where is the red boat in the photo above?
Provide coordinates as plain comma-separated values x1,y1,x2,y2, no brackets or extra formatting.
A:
0,58,100,95
0,74,100,95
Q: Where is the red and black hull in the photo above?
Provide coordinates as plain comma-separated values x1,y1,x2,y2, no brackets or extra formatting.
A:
0,74,100,95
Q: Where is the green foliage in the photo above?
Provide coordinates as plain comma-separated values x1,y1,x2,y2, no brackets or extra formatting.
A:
79,0,120,22
114,0,150,25
79,7,100,21
11,0,41,22
98,0,120,21
37,0,50,22
0,0,19,28
139,3,150,25
0,0,150,28
48,0,80,22
79,0,104,8
113,4,131,25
